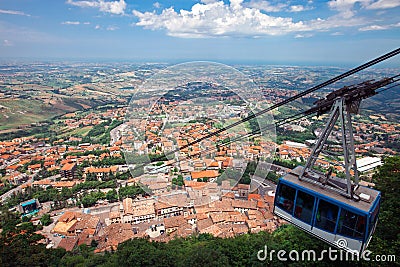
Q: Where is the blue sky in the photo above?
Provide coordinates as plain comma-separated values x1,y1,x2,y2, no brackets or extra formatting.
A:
0,0,399,65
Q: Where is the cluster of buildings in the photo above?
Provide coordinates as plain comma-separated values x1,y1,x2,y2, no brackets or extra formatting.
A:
50,188,281,252
277,141,310,162
61,107,125,130
0,138,126,188
0,112,128,187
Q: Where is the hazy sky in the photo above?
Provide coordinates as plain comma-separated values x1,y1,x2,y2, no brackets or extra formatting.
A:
0,0,399,65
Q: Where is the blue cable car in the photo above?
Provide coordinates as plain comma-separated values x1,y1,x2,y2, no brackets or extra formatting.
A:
274,166,380,254
272,87,385,253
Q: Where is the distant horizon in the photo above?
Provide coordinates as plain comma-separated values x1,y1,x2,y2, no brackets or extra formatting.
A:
0,55,399,69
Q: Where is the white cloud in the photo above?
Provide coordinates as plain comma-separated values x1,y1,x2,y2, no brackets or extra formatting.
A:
328,0,372,10
327,0,400,15
246,1,311,13
246,1,287,12
153,2,161,9
0,9,31,16
107,25,119,31
3,39,13,46
359,22,400,31
327,0,372,19
66,0,126,15
133,2,313,38
132,0,370,38
367,0,400,9
200,0,220,3
66,0,99,8
359,24,387,31
295,33,314,38
61,20,91,26
95,25,101,29
289,5,309,12
62,21,81,25
99,0,126,14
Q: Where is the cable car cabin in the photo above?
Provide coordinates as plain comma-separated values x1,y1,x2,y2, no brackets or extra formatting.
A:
273,166,380,254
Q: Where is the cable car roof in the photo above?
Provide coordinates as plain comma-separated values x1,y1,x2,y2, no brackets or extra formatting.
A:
280,166,380,213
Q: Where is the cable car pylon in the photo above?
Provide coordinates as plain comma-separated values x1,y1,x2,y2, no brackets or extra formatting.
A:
298,77,395,200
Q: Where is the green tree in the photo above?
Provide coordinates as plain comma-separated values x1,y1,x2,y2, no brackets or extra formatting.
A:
0,209,66,266
40,214,52,226
106,189,118,203
91,239,99,248
80,191,105,208
85,172,98,181
119,185,144,200
60,187,73,200
21,215,31,223
369,156,400,258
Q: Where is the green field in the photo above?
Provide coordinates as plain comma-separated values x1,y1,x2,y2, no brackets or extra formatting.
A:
0,99,61,131
58,126,93,137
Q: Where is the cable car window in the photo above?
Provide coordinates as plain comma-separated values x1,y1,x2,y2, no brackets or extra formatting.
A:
369,201,380,236
315,199,339,233
294,190,315,224
276,184,295,214
338,209,365,239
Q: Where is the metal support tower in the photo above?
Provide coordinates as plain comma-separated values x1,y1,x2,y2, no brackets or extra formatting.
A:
297,77,396,199
299,97,359,198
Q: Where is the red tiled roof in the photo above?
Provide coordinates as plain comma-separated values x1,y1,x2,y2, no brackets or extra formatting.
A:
52,181,76,188
58,237,78,251
61,162,76,171
190,170,219,179
28,164,41,170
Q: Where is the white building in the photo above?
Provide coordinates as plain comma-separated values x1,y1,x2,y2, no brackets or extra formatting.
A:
357,157,382,173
